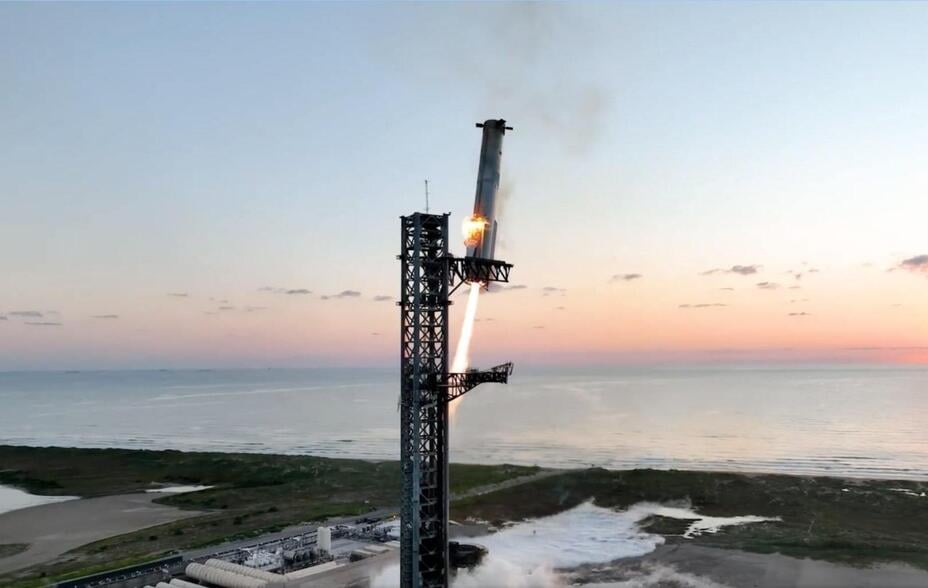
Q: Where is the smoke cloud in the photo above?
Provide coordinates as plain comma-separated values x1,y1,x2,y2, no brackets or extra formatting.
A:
494,176,515,244
457,4,610,155
572,562,731,588
431,4,611,252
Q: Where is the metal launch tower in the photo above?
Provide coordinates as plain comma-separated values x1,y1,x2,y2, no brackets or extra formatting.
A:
399,121,514,588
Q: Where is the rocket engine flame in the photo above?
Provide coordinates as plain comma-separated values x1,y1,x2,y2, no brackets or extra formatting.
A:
449,282,482,417
462,215,487,249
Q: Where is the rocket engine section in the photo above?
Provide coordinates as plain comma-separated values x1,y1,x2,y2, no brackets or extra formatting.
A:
464,119,512,260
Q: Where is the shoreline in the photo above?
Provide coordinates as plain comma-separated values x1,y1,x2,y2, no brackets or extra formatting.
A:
2,441,926,485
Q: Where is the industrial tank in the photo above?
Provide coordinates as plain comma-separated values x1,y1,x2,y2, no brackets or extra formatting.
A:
185,563,266,588
203,559,285,584
317,526,332,554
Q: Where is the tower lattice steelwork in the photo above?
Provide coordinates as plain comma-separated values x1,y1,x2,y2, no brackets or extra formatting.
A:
399,212,512,588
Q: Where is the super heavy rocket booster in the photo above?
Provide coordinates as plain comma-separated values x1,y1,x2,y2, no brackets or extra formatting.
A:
464,119,512,260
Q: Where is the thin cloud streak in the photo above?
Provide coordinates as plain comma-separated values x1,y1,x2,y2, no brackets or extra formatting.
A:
259,287,312,295
486,284,528,294
321,290,362,300
702,265,760,276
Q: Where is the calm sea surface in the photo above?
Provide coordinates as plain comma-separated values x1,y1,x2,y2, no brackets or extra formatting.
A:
1,366,926,480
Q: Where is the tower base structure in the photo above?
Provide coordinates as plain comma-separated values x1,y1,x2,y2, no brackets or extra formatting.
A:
398,212,512,588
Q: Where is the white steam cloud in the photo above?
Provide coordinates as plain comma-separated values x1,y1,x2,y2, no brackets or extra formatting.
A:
581,563,732,588
371,501,772,587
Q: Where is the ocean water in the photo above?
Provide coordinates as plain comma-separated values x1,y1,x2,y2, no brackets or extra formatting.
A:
0,366,926,480
0,485,77,516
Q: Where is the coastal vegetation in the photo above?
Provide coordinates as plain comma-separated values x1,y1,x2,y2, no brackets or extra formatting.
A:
0,445,538,586
2,446,928,586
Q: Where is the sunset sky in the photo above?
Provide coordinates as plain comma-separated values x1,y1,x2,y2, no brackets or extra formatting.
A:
2,2,926,370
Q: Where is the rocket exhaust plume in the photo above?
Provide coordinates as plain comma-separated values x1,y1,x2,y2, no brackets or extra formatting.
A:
449,282,482,417
451,283,482,373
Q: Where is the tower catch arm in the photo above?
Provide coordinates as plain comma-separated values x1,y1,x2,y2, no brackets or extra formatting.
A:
444,362,513,403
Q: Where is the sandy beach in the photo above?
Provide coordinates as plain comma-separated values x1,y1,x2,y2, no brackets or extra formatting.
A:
0,493,202,575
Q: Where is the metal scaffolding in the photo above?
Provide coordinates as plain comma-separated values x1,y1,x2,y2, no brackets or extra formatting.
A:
399,212,512,588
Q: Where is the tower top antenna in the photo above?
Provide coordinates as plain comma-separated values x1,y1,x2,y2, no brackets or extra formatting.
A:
424,179,430,213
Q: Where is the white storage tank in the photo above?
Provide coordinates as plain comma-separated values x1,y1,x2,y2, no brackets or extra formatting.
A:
284,560,340,580
204,559,285,584
169,579,203,588
317,526,332,555
185,562,266,588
